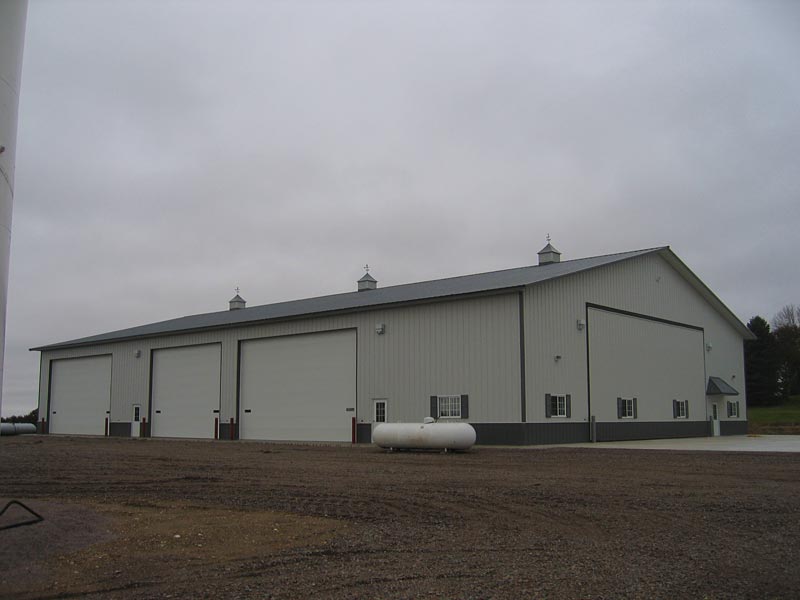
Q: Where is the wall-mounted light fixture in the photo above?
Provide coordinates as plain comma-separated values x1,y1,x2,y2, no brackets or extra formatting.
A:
375,323,385,335
554,354,562,362
134,350,142,358
705,342,713,352
576,319,586,331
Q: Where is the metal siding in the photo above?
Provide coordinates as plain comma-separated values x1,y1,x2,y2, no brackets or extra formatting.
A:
524,253,747,425
595,420,708,441
38,293,520,434
720,420,748,436
472,423,589,445
588,308,706,423
108,422,131,437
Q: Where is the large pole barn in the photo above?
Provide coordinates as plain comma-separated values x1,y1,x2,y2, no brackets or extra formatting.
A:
32,245,752,444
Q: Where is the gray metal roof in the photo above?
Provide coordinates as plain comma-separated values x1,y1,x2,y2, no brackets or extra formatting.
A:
538,242,561,255
706,376,740,396
32,246,749,350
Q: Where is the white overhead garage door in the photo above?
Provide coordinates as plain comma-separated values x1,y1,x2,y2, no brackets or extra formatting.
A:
151,344,221,439
588,307,706,422
49,355,112,435
240,329,356,442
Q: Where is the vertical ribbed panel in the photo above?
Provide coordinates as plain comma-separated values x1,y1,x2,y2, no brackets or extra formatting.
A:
38,293,521,429
36,253,747,436
524,253,746,425
588,308,705,422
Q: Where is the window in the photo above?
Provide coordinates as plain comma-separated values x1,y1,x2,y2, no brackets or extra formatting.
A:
617,397,637,419
374,399,387,423
430,395,469,419
673,399,688,419
545,394,570,418
728,401,739,418
438,395,462,418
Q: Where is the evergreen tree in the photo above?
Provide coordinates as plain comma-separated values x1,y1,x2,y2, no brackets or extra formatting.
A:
744,316,782,405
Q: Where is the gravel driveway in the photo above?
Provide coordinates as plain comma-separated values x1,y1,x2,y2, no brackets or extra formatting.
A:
1,436,798,599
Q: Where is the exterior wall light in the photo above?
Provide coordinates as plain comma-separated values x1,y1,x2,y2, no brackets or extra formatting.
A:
375,323,385,335
577,319,585,331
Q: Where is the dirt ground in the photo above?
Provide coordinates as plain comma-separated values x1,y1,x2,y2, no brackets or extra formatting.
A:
1,436,798,599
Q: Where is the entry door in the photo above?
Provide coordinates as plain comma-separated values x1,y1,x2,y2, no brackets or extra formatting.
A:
373,399,388,432
131,404,142,438
711,403,720,436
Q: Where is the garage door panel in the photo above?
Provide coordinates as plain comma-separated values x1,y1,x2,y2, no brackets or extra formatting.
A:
589,309,705,422
151,344,221,438
50,355,112,435
240,330,356,441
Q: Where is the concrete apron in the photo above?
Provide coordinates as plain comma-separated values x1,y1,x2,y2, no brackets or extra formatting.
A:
563,435,800,453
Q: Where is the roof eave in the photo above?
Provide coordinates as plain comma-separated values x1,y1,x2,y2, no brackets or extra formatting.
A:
656,248,755,341
30,285,528,352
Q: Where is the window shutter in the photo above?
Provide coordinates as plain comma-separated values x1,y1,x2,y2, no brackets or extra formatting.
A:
727,402,732,418
736,401,740,418
430,396,438,418
633,397,638,419
460,394,469,419
617,397,622,419
545,394,552,418
566,394,571,418
685,401,689,419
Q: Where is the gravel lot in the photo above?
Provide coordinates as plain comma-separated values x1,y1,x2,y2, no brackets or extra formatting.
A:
1,435,799,599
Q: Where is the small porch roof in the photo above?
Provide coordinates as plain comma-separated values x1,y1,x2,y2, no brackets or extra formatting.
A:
707,376,740,396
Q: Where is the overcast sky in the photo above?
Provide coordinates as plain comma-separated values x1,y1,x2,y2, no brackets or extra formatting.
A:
3,0,799,415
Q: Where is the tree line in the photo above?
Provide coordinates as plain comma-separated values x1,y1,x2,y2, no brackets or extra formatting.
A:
0,407,38,424
746,304,800,405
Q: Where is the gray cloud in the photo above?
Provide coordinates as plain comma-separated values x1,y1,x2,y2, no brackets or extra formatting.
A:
3,0,799,415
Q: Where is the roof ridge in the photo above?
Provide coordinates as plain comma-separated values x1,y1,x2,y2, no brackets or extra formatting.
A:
31,246,668,351
318,246,667,299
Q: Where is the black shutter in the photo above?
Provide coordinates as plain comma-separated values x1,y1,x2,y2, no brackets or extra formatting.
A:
430,396,438,418
617,397,622,419
736,401,740,418
545,393,552,418
672,399,677,419
460,394,469,419
685,401,689,419
633,397,638,419
727,402,731,418
566,394,571,418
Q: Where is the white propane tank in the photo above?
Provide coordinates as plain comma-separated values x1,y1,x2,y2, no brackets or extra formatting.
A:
0,422,37,436
373,418,476,451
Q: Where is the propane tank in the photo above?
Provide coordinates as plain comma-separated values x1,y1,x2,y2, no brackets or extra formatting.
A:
0,422,37,436
373,418,476,451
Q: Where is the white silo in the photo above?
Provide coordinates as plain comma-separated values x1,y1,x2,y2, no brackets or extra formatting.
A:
0,1,28,414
